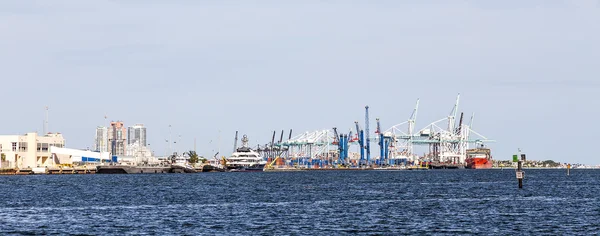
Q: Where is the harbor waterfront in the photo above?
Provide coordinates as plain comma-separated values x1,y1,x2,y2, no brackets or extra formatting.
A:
0,160,595,175
3,96,595,173
2,1,599,235
0,169,598,234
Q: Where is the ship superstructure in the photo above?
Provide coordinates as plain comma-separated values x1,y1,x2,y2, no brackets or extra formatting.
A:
225,135,266,172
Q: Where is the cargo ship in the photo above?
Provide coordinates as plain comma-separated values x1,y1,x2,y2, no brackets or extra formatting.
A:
465,146,493,169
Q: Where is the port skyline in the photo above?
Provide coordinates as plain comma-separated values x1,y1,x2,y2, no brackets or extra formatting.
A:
1,1,598,165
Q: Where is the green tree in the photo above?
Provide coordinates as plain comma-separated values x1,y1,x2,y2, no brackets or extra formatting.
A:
186,150,199,164
1,153,5,161
542,160,559,167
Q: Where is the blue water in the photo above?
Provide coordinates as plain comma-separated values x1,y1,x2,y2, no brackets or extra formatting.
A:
0,169,598,235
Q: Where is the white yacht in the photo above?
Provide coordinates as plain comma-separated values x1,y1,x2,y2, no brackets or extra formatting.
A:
226,135,266,172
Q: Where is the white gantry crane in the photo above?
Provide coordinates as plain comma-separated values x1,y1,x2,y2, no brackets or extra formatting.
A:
282,129,336,160
383,99,420,162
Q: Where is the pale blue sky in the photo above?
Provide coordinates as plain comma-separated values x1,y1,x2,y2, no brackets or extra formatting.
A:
1,1,598,164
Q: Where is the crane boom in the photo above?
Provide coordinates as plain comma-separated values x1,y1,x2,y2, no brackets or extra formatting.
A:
270,131,276,148
279,130,284,143
355,121,365,163
457,112,464,135
377,118,384,163
469,113,475,138
449,93,461,131
233,131,238,153
332,127,340,144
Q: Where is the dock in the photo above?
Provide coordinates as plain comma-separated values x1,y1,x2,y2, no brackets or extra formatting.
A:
47,167,96,174
96,164,197,174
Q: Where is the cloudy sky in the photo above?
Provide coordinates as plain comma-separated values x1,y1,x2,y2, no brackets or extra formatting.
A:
1,0,598,164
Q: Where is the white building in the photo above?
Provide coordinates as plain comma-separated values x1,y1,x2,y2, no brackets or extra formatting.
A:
127,124,147,147
0,132,65,169
50,146,110,165
125,143,152,158
94,126,109,152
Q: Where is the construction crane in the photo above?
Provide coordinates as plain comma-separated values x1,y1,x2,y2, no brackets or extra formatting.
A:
266,156,280,170
365,106,371,165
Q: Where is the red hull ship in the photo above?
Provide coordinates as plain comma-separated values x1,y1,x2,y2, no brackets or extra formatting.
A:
465,147,493,169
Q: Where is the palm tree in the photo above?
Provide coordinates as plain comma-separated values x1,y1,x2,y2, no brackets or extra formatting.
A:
185,150,199,164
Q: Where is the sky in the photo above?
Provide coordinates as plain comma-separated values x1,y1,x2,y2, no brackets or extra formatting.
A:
1,0,598,164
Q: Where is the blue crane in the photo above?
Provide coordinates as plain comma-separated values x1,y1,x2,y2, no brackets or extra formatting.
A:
332,127,340,145
376,118,385,165
332,127,344,164
343,134,349,164
355,121,364,165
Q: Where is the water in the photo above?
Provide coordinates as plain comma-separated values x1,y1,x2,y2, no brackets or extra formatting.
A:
0,169,598,235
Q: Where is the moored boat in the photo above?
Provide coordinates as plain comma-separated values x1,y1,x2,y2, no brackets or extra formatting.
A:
225,135,266,172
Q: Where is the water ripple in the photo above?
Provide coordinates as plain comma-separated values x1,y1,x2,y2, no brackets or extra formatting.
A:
0,170,598,234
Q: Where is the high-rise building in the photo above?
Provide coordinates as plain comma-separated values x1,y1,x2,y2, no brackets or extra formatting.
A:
94,126,108,152
127,124,147,147
108,121,126,156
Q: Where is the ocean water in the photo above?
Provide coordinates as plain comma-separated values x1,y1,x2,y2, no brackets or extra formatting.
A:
0,169,598,235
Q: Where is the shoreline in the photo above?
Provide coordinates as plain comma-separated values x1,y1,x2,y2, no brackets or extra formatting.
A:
1,166,598,175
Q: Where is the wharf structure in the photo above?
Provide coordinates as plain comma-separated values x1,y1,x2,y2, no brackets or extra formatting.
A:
260,94,494,169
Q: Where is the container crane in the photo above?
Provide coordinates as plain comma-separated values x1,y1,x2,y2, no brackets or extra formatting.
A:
365,106,371,165
341,134,347,165
355,121,365,165
332,127,345,164
332,127,340,145
269,131,276,159
348,130,353,143
233,131,239,153
376,118,385,165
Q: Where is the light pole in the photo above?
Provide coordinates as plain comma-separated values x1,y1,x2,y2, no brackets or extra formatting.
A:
169,125,172,156
177,134,181,156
